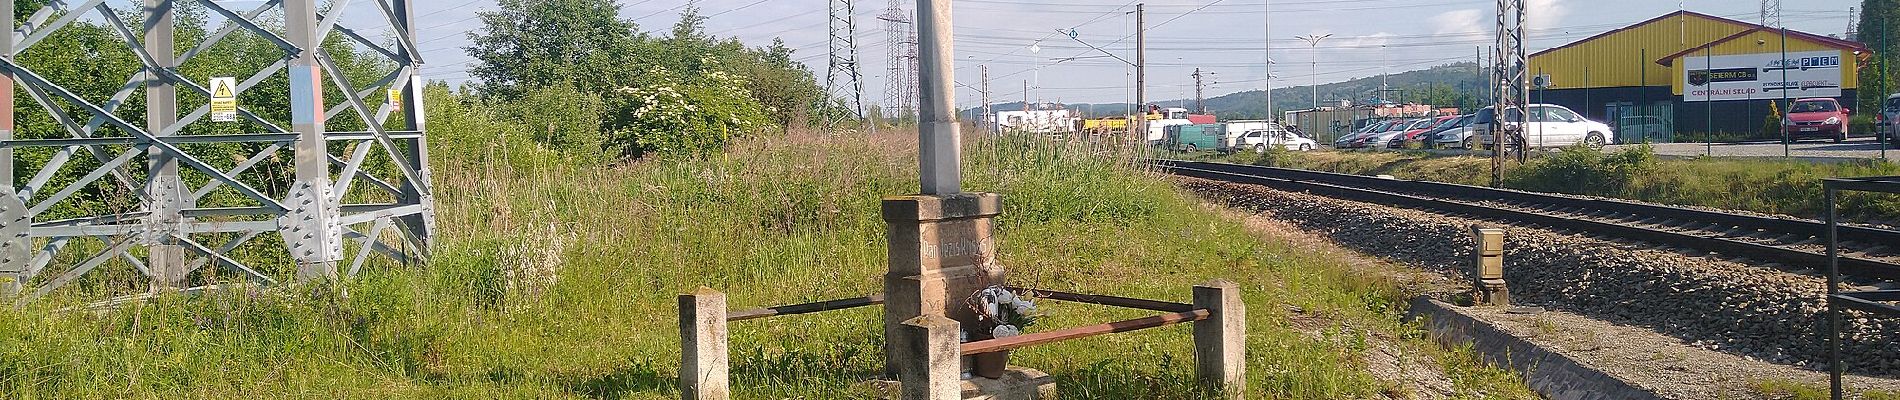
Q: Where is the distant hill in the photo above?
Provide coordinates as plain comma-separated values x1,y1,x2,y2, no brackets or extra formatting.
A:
969,62,1490,120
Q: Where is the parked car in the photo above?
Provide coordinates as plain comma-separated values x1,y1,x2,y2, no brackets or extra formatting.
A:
1236,127,1318,152
1472,104,1614,149
1783,98,1851,143
1616,115,1670,144
1880,93,1899,146
1390,115,1460,149
1358,118,1427,149
1336,120,1390,148
1430,116,1480,149
1222,120,1283,148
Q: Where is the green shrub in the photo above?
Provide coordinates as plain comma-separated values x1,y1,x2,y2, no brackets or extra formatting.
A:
1506,144,1656,195
603,66,771,158
506,85,607,163
1852,114,1876,137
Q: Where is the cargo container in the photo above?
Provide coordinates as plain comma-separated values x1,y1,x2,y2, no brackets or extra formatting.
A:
1164,123,1226,152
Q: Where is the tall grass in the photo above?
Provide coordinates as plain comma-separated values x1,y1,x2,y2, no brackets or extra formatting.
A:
0,130,1530,398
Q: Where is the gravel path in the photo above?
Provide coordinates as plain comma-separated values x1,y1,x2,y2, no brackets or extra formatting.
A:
1178,176,1900,378
1606,138,1897,160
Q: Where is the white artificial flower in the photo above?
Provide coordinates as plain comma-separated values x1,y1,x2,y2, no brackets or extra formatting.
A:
995,291,1017,304
992,324,1020,338
985,302,1000,319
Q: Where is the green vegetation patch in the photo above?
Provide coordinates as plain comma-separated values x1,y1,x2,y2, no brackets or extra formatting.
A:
0,130,1531,398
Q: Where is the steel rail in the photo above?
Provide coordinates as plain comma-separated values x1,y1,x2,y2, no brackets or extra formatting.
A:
1154,160,1900,280
1158,159,1900,246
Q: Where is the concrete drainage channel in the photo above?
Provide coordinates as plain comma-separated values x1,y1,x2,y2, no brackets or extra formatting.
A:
1403,298,1660,400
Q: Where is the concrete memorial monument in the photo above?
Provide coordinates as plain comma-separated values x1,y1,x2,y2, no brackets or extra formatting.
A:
678,2,1244,399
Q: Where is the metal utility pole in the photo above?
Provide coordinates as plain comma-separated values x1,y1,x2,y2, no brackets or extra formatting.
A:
1297,34,1332,110
1381,44,1389,104
1763,0,1784,154
917,0,958,194
1193,68,1207,114
1264,2,1273,121
827,0,866,131
981,64,991,133
1491,0,1527,187
0,0,16,296
1135,3,1147,143
145,0,186,286
286,0,338,280
880,0,918,121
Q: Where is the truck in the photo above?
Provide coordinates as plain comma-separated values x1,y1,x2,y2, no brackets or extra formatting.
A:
1164,123,1226,152
1144,107,1214,142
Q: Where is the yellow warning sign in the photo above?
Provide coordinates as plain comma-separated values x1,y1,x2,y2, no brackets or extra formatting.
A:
209,77,238,122
387,88,403,111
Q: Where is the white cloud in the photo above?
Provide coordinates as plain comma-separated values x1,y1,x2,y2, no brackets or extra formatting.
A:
1431,9,1487,37
1343,32,1397,48
1527,0,1571,31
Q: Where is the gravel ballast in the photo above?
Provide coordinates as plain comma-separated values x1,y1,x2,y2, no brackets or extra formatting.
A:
1179,177,1900,376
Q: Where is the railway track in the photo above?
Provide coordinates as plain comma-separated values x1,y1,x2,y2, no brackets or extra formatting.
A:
1152,159,1900,280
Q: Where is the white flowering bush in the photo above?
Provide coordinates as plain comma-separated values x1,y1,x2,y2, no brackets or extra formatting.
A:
605,65,770,158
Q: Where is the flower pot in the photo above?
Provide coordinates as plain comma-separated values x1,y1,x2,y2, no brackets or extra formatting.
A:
973,350,1010,379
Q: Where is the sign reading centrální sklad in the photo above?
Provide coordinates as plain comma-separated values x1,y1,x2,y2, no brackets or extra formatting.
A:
1683,50,1843,102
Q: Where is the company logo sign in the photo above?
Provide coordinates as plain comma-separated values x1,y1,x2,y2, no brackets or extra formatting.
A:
1683,50,1843,102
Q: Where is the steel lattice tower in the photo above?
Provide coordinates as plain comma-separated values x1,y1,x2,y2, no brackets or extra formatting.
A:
1759,0,1781,28
826,0,866,130
879,0,918,122
0,0,433,301
1846,6,1858,40
1491,0,1528,186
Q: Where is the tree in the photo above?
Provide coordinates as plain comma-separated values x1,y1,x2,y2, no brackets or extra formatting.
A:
464,0,641,99
1858,0,1897,112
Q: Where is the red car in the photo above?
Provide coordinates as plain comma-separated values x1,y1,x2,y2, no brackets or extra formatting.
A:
1784,98,1852,142
1389,116,1458,148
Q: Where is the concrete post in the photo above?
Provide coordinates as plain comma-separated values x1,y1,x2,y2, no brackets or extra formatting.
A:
915,0,959,195
1471,226,1509,306
1193,279,1246,399
679,287,730,400
896,315,961,400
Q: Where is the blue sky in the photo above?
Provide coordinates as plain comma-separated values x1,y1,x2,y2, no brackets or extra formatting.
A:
383,0,1861,107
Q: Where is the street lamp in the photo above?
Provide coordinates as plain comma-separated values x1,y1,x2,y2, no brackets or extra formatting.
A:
1295,33,1332,110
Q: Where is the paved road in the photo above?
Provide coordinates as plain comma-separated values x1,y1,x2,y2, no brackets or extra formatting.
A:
1605,137,1899,161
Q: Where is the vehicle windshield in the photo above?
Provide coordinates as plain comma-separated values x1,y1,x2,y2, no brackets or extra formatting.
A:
1432,116,1471,132
1886,97,1900,111
1387,121,1412,131
1408,119,1435,130
1791,100,1838,113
